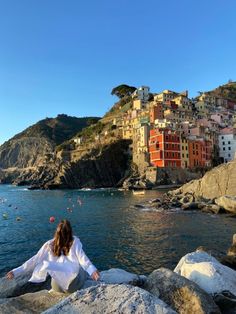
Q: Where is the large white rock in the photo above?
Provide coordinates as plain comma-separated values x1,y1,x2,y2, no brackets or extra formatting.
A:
174,251,236,295
43,284,177,314
100,268,140,284
215,195,236,214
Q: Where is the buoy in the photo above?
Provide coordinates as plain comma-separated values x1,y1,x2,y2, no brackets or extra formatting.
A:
49,216,55,223
15,207,18,210
16,217,21,221
2,213,8,219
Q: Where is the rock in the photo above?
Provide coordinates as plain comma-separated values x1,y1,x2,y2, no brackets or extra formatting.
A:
220,255,236,271
227,233,236,256
181,202,199,210
179,194,194,204
173,159,236,199
149,198,162,204
43,284,176,314
0,289,66,314
213,290,236,314
215,196,236,214
100,268,141,285
201,204,223,214
144,267,220,314
0,271,50,298
174,251,236,295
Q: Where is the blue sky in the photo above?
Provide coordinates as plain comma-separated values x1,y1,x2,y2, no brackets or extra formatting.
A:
0,0,236,144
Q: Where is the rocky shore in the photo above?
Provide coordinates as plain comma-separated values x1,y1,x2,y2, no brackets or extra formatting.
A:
0,236,236,313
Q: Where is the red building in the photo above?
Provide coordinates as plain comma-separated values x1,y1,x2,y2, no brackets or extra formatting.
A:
149,128,181,167
149,103,164,123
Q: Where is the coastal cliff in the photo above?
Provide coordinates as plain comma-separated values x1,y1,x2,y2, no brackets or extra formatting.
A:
174,158,236,199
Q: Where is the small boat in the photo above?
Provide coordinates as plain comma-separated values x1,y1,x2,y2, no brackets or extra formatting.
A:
132,190,145,195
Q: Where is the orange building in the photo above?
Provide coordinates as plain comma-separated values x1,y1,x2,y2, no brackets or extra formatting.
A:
149,128,181,167
149,103,164,123
188,139,212,168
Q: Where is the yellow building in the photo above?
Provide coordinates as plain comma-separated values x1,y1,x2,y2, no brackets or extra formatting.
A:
154,90,178,103
172,95,192,111
180,136,189,168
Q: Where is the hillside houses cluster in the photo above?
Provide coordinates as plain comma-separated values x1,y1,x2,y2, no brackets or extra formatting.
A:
114,86,236,171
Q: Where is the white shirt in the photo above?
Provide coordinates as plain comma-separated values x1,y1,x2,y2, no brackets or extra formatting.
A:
12,236,97,291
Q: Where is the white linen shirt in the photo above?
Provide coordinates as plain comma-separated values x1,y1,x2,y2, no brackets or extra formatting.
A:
12,236,97,291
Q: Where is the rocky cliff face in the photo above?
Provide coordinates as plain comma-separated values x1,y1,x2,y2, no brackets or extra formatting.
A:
44,139,132,189
0,115,100,185
174,158,236,199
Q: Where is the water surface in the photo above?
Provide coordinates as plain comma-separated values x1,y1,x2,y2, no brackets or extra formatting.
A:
0,185,235,277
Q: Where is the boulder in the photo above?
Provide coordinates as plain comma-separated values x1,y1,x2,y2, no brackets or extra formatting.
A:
179,194,194,204
0,271,50,298
172,159,236,199
0,289,66,314
201,204,223,214
100,268,141,285
227,233,236,256
174,251,236,295
215,196,236,214
43,284,176,314
213,290,236,314
144,268,220,314
181,202,199,210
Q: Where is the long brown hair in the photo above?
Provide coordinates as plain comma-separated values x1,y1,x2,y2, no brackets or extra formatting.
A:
52,219,74,257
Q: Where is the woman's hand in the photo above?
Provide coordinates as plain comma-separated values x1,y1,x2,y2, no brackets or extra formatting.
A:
6,271,14,280
91,270,100,281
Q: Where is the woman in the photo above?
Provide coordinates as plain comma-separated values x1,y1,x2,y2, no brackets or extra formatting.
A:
6,219,100,293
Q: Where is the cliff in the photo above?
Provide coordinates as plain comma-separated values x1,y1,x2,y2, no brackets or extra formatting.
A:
0,115,100,184
173,158,236,199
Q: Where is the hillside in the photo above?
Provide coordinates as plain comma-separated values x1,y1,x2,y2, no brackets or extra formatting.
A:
205,81,236,101
0,114,100,170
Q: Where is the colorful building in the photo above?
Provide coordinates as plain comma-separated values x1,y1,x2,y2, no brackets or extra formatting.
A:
180,136,189,168
188,138,212,168
149,103,164,123
219,128,236,162
149,128,181,167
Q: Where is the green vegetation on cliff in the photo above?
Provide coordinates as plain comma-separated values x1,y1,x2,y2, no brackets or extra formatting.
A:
206,81,236,101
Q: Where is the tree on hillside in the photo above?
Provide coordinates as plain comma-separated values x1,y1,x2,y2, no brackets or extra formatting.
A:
111,84,136,99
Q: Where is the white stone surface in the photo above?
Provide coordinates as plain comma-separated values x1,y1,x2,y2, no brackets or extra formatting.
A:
43,284,176,314
100,268,140,284
174,251,236,295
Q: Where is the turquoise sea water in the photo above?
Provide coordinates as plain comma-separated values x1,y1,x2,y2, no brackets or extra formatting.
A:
0,185,235,277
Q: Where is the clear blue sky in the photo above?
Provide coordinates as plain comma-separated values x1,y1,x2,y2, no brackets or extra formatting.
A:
0,0,236,144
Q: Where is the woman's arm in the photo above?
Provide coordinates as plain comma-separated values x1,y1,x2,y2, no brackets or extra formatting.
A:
75,238,100,280
6,241,49,279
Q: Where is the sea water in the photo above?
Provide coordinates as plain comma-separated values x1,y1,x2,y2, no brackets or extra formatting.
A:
0,185,235,277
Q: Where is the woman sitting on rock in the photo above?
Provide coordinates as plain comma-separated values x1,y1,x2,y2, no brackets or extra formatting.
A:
6,219,100,293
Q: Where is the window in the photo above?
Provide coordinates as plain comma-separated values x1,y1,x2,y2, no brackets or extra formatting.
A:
187,154,189,158
228,154,231,157
229,147,231,150
221,136,224,139
182,153,184,158
223,147,225,151
228,141,231,144
223,142,225,145
182,146,184,150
